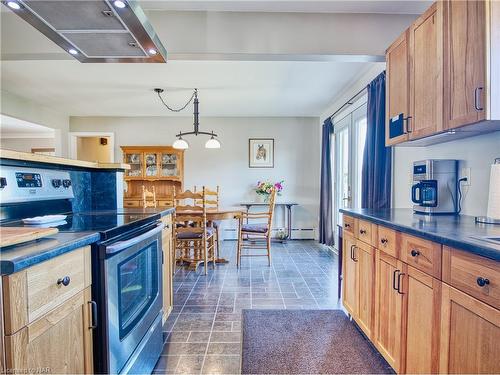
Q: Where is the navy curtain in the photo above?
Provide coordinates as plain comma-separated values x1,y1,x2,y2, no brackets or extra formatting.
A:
361,71,392,209
319,117,334,246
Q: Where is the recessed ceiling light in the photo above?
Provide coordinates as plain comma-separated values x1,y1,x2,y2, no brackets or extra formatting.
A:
6,1,21,9
148,48,157,55
113,0,126,8
68,48,78,55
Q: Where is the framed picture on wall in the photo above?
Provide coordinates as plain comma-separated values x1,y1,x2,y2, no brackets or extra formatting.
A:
249,138,274,168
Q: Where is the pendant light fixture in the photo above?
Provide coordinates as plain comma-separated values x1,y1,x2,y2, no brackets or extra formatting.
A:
154,88,221,150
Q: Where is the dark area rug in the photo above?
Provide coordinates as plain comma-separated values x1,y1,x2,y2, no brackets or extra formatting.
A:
241,309,393,374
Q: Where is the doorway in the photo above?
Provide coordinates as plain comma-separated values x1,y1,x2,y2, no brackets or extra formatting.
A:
69,132,114,163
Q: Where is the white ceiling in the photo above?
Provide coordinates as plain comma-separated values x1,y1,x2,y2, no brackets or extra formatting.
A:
0,114,55,136
1,59,382,117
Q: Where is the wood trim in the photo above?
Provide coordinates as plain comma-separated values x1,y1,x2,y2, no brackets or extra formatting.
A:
2,271,28,335
83,287,94,374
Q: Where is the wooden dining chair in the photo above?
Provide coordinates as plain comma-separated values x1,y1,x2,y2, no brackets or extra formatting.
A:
236,187,277,267
173,187,216,275
194,186,221,258
142,185,157,208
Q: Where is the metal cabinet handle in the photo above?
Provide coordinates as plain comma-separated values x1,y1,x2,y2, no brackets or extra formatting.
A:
381,238,388,245
411,249,420,257
359,229,367,235
392,269,400,291
397,273,405,294
344,223,351,229
57,276,71,286
88,300,98,329
352,246,358,263
404,116,412,134
477,277,490,287
350,244,356,261
474,87,484,111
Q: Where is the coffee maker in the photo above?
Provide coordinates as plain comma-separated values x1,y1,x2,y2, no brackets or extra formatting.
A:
412,159,458,215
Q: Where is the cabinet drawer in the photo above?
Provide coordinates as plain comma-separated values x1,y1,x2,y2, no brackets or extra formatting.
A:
377,226,399,258
158,200,173,208
2,247,91,335
124,200,141,207
400,233,442,278
342,215,356,235
356,219,377,246
442,246,499,309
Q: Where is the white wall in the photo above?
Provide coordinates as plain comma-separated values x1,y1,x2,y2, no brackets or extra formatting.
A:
0,90,69,156
393,132,500,216
0,137,55,153
70,116,321,238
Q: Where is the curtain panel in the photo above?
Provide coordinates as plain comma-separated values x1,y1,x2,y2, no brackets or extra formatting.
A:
319,117,334,246
361,71,392,209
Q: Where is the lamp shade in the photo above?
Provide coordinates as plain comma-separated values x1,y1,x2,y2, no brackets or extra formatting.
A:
205,137,221,149
173,137,189,149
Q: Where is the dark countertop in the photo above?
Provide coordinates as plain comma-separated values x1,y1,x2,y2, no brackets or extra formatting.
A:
0,231,100,275
0,207,174,276
340,208,500,261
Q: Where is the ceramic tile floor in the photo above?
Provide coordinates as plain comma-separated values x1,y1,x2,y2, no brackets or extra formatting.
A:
153,240,339,374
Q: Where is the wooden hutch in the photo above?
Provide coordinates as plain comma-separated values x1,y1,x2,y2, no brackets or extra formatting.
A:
121,146,184,208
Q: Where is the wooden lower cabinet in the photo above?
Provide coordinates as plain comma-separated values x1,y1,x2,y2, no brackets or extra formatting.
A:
342,233,358,317
355,241,375,339
4,287,93,374
403,265,441,374
161,215,174,324
374,251,405,373
439,284,500,374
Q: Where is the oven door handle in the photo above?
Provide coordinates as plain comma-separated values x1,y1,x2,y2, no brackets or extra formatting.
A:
105,222,164,255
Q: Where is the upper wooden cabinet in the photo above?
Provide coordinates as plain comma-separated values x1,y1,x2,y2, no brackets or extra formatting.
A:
386,0,500,146
386,30,410,146
409,2,443,139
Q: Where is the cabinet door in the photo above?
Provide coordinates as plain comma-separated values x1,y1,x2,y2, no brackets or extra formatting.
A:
4,289,93,374
374,251,404,373
404,266,441,374
409,3,443,140
355,241,375,339
386,30,410,146
160,153,180,178
161,216,173,324
439,284,500,374
124,151,144,178
144,152,160,178
342,234,358,317
444,0,486,129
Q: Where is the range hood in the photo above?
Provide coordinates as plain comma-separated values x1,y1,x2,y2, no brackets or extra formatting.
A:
2,0,167,63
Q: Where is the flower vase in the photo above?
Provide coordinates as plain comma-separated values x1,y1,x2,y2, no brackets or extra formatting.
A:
257,193,270,203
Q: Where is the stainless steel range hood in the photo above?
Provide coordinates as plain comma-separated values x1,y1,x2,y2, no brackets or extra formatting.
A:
2,0,167,63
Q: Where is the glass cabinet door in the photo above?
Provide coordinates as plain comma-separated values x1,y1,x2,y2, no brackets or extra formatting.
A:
124,152,143,178
160,153,179,178
144,152,159,177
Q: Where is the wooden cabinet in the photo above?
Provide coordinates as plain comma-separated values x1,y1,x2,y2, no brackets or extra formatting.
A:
342,233,358,317
374,251,405,373
444,0,486,129
439,284,500,374
409,2,443,140
122,146,184,208
403,265,441,374
161,214,174,325
386,30,410,145
2,247,94,374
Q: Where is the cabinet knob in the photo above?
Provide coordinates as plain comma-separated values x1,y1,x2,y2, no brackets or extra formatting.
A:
476,277,490,287
360,229,367,234
57,276,71,287
410,249,420,257
380,238,388,245
344,223,350,228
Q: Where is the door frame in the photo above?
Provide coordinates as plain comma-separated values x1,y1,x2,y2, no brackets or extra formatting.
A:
68,131,115,162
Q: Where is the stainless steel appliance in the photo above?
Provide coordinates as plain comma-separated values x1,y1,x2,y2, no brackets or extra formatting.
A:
412,159,458,215
0,165,164,374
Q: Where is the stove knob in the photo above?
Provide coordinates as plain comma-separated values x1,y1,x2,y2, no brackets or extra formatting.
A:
0,177,7,189
52,179,62,188
62,179,72,188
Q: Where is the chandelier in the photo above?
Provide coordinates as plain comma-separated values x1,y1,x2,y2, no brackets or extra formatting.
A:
154,88,221,149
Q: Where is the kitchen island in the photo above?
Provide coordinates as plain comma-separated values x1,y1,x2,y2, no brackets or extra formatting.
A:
339,208,499,374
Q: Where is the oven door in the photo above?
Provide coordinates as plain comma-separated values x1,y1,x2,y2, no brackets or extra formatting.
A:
103,222,163,374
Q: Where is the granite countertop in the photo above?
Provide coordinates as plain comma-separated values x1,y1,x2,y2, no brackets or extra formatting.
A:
0,208,174,276
0,231,100,275
340,208,500,261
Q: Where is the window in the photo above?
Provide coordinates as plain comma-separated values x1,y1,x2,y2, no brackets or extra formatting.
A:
332,95,368,244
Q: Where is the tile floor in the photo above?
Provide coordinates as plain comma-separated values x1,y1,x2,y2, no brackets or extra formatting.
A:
153,240,339,374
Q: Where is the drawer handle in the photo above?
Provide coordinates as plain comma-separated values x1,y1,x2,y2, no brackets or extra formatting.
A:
397,272,405,295
359,229,367,235
477,277,490,287
88,300,98,329
393,269,400,291
57,276,71,286
410,249,420,257
344,223,351,229
380,238,388,245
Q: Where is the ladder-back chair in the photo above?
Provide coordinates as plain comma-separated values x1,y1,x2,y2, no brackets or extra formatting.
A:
142,185,157,208
194,186,221,258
